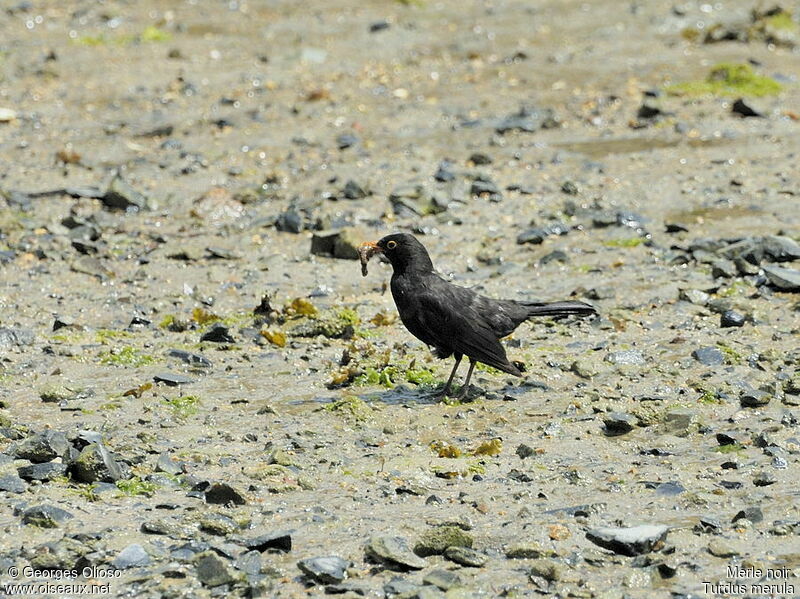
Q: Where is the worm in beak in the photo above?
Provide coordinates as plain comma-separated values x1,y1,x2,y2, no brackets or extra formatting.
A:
358,241,382,277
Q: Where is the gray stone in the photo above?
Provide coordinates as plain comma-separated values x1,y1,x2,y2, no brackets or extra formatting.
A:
444,546,487,567
71,443,124,483
605,350,645,366
0,327,34,349
679,288,710,305
711,259,737,279
153,372,195,386
342,179,367,199
529,558,563,581
423,569,462,591
113,543,151,569
0,474,27,493
195,551,238,587
603,412,637,436
199,481,247,505
762,264,800,291
586,524,669,556
103,174,149,211
233,550,261,576
297,556,349,584
18,461,68,482
310,228,365,260
21,504,74,527
692,347,724,366
166,349,213,368
740,389,770,408
721,310,746,328
199,513,238,536
12,430,69,463
414,526,473,557
242,530,292,552
366,535,426,570
708,539,739,557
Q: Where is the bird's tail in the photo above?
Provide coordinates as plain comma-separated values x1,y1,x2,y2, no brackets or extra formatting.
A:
522,300,597,319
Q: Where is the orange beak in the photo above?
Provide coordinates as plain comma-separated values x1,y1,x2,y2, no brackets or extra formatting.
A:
358,241,382,277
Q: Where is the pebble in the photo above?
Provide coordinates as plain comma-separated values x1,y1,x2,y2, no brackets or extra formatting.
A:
720,310,745,328
752,471,777,487
585,524,669,556
166,349,213,368
297,556,349,584
366,535,427,570
200,323,235,343
740,389,770,408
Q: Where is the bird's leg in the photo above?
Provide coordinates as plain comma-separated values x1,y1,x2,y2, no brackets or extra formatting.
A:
439,354,462,397
455,359,477,400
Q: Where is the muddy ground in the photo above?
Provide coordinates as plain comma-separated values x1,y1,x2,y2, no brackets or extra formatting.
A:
1,0,799,597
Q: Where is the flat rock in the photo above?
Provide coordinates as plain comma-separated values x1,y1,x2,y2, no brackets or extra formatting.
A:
0,474,27,493
444,546,488,567
103,174,149,211
762,264,800,291
692,347,724,366
12,430,69,462
21,504,74,527
586,524,669,556
195,551,238,587
366,535,426,570
603,412,637,436
167,349,213,368
18,461,68,482
297,556,349,584
113,543,152,569
241,530,293,552
153,372,196,386
423,569,462,591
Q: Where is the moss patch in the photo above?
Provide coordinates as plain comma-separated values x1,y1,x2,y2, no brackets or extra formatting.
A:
667,63,783,98
165,395,201,419
99,346,157,367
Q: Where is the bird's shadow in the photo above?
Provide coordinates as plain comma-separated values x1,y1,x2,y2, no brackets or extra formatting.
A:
352,378,550,405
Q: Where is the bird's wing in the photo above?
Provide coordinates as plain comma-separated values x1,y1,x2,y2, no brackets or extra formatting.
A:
414,283,519,375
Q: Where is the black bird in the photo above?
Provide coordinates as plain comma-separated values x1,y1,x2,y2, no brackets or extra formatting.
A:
359,233,597,399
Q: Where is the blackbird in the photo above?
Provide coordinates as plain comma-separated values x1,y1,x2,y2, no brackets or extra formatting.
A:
359,233,597,399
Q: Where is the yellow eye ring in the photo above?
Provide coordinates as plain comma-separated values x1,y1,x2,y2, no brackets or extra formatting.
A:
386,240,397,249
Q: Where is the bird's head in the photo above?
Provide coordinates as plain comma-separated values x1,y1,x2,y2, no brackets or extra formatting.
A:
359,233,434,276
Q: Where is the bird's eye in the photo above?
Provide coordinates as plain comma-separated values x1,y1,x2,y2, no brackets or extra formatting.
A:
386,240,397,250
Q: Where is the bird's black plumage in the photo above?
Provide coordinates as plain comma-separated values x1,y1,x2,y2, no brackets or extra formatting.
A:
362,233,597,398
